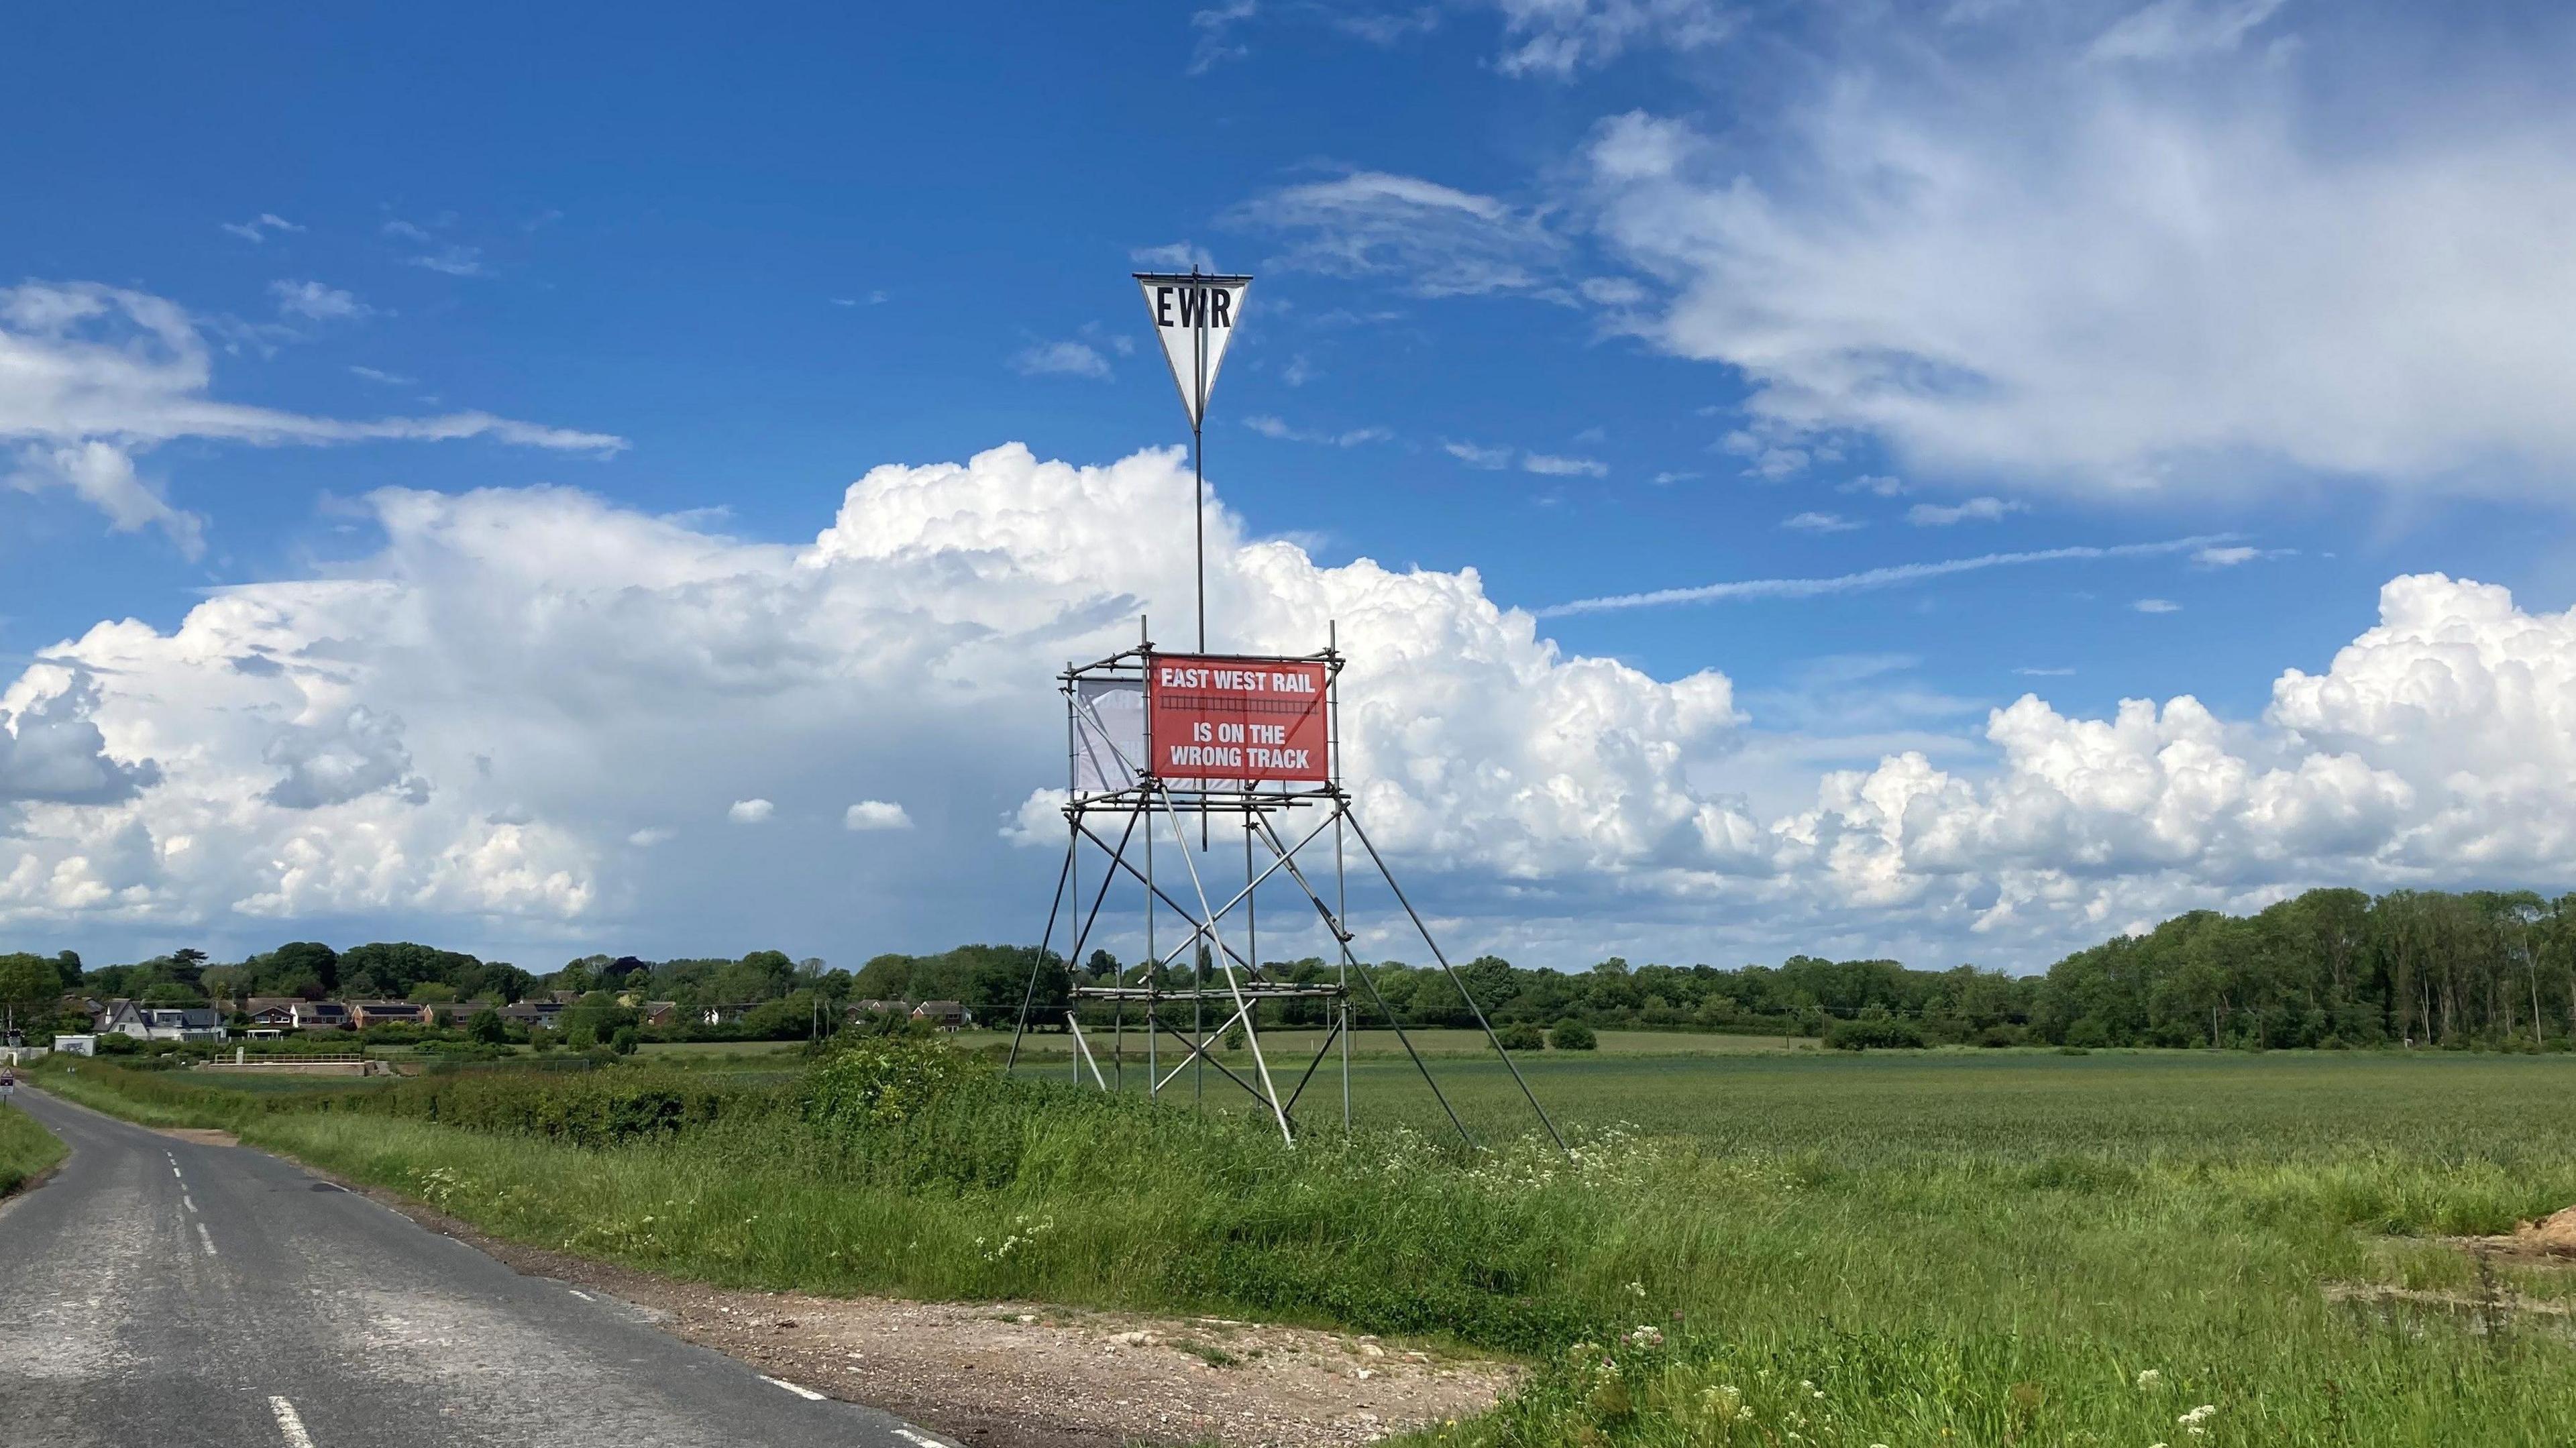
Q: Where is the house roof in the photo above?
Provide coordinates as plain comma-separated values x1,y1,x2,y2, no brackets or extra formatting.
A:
912,1000,967,1015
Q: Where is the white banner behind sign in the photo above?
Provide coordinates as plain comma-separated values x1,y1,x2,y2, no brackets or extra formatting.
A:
1071,679,1146,794
1136,274,1251,429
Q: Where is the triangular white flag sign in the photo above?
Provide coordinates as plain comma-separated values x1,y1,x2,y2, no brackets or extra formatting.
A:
1136,273,1251,430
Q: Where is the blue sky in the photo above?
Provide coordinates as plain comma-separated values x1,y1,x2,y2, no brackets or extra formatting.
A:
7,0,2576,973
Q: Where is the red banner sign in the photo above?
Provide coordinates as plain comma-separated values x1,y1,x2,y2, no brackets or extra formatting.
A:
1148,655,1330,784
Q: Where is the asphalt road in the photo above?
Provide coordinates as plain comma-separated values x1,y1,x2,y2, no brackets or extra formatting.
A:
0,1087,949,1448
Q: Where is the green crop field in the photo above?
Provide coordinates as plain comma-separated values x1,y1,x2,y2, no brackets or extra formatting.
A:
34,1045,2576,1445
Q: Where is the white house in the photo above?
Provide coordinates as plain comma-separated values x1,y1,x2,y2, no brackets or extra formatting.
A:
98,1001,227,1044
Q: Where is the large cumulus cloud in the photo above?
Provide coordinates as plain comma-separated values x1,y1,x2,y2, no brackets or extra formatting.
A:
1,445,2569,968
1787,574,2576,944
0,445,1749,960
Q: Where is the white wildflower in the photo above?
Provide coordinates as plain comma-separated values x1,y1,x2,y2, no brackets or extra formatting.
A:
2136,1369,2162,1390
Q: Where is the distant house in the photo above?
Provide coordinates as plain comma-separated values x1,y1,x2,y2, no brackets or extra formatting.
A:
290,1001,352,1032
844,999,906,1023
349,1001,431,1029
244,997,302,1029
639,1001,679,1027
700,1002,759,1026
56,994,101,1023
100,1001,227,1043
910,1000,971,1031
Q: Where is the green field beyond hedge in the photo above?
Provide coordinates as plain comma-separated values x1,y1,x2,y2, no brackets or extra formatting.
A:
32,1046,2576,1447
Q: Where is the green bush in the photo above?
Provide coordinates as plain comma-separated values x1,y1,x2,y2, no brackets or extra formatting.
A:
319,1068,775,1146
1549,1019,1597,1051
1825,1016,1929,1051
1496,1021,1548,1052
802,1032,989,1130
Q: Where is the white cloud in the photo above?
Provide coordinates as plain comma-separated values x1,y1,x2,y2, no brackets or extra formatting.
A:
1229,171,1564,296
1443,440,1515,469
1189,0,1257,73
0,444,1746,955
1245,415,1391,447
1652,469,1699,485
1010,340,1112,379
270,280,371,323
409,245,488,278
348,366,416,386
1907,496,2025,526
8,441,205,558
1579,276,1648,307
1522,453,1607,478
1720,429,1809,480
1132,241,1219,272
1582,21,2576,498
2190,544,2296,569
844,800,913,832
2133,598,2182,613
3,443,2573,971
1786,573,2576,942
2088,0,2288,63
728,799,775,824
1487,0,1735,77
1781,511,1863,534
1841,474,1908,497
221,214,303,243
1544,535,2224,616
0,281,623,549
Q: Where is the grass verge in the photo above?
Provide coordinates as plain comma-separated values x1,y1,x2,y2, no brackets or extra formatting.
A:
32,1049,2576,1446
0,1099,66,1199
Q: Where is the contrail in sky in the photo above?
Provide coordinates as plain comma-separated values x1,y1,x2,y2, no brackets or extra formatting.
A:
1536,535,2239,618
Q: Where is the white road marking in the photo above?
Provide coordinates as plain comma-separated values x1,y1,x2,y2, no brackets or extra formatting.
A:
182,1194,197,1213
269,1396,315,1448
894,1430,958,1448
196,1223,217,1258
760,1375,826,1401
566,1288,594,1302
170,1166,182,1178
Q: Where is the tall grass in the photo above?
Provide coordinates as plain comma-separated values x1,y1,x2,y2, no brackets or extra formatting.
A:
0,1099,66,1198
36,1049,2576,1445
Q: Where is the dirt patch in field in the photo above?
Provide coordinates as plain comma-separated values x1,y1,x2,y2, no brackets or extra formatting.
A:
347,1181,1517,1448
2512,1207,2576,1256
2431,1206,2576,1266
152,1127,239,1146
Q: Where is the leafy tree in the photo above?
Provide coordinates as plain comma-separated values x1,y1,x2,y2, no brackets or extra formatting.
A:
0,954,59,1027
1549,1019,1597,1050
466,1008,508,1045
609,1025,640,1056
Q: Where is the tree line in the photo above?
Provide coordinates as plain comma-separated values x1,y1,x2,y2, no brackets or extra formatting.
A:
5,887,2572,1050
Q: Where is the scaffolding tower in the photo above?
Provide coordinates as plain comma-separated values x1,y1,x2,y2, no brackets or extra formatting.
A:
1005,622,1562,1152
